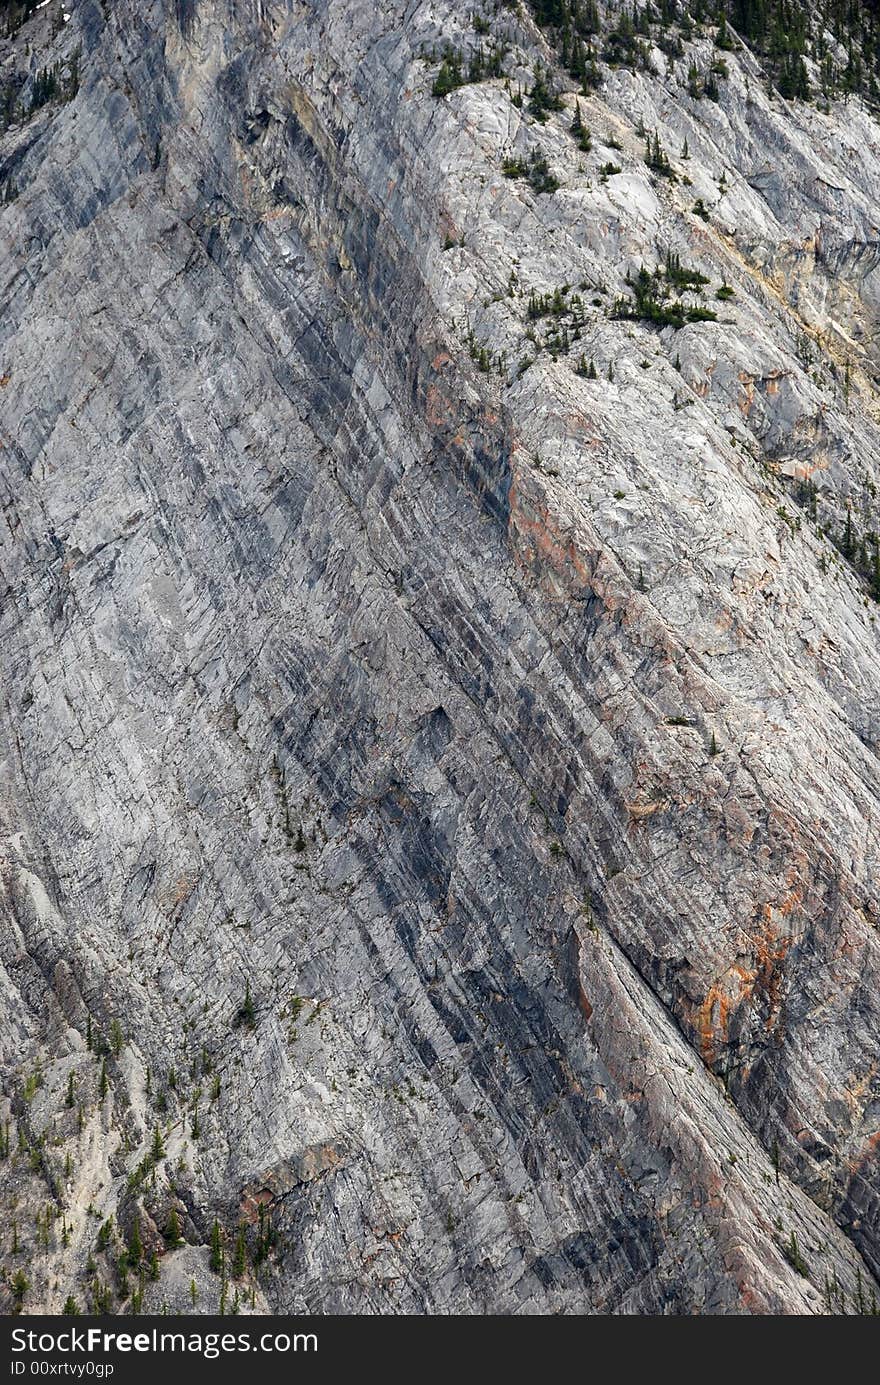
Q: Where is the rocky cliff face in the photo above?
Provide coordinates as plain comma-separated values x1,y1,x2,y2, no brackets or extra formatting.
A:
1,0,880,1315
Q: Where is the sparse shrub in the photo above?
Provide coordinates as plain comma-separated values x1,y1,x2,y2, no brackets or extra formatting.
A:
11,1269,29,1311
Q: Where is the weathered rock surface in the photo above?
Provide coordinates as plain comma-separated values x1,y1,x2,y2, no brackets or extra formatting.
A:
0,0,879,1314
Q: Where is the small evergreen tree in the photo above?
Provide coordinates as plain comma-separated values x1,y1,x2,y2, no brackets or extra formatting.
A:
528,64,563,121
237,979,256,1029
432,50,464,99
129,1216,143,1266
151,1125,165,1164
570,99,592,150
11,1269,29,1311
164,1207,183,1246
645,130,675,177
210,1218,224,1273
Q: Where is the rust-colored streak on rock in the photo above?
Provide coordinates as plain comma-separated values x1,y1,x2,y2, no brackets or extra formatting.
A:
239,1187,275,1225
697,897,797,1063
848,1128,880,1180
508,465,593,599
578,982,593,1022
238,1143,345,1223
425,381,450,429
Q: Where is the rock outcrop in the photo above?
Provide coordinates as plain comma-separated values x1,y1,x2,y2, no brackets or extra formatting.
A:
1,0,879,1314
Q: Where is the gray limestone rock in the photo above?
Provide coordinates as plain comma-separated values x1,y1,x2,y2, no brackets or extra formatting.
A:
1,0,879,1315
